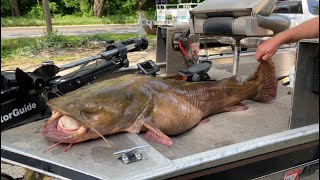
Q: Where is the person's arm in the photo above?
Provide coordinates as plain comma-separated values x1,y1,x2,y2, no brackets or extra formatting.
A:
255,17,319,61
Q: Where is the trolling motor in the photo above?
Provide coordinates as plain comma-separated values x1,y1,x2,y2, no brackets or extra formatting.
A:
46,37,148,97
1,37,149,131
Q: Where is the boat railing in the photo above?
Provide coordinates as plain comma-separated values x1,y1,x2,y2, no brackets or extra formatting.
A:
156,3,199,24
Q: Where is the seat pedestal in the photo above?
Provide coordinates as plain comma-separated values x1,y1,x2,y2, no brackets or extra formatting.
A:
232,38,242,76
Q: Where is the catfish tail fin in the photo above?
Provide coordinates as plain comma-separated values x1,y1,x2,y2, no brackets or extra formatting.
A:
244,58,278,103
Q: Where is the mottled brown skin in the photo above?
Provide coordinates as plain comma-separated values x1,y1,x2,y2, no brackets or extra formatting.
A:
43,58,277,146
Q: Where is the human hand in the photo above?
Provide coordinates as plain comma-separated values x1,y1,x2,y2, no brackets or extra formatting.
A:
190,42,200,55
255,38,281,61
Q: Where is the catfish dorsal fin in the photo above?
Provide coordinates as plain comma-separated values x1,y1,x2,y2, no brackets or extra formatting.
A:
244,58,278,103
223,75,241,84
162,74,188,81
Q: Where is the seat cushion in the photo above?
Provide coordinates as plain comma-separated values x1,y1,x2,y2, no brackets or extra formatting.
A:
191,0,276,18
257,15,291,34
203,17,235,35
196,15,290,36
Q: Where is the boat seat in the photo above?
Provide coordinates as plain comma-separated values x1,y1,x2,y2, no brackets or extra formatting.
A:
189,0,291,75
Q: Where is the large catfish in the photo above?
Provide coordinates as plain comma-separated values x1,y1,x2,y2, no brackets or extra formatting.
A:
42,58,277,150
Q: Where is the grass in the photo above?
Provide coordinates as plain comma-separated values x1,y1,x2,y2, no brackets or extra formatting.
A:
1,15,140,27
1,32,156,67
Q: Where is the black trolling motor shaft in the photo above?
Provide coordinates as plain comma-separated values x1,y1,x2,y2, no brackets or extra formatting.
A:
58,37,149,71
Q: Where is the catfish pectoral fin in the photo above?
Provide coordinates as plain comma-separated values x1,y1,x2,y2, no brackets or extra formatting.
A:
126,99,155,134
222,103,249,112
197,118,210,126
144,122,173,146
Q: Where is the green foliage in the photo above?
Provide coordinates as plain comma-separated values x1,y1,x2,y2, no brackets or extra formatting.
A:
61,0,93,16
40,30,66,49
51,15,103,25
1,38,39,61
26,2,61,18
79,0,93,17
1,15,138,27
1,33,156,62
1,0,207,25
61,0,79,8
49,2,60,15
1,17,45,27
105,0,140,16
1,0,208,18
26,5,43,18
120,0,136,15
1,0,11,16
100,15,138,24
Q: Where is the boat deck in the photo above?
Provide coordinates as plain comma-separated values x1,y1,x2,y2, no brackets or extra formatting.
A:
2,67,303,180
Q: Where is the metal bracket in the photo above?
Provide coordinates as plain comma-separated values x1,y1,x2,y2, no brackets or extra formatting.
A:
179,61,213,82
113,145,149,164
137,60,160,76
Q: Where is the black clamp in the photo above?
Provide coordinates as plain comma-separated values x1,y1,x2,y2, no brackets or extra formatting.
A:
121,38,149,52
137,60,160,76
105,43,129,68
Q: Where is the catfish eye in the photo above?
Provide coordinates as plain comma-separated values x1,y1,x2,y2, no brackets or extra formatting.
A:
83,107,96,114
68,102,77,108
82,103,102,114
86,103,97,109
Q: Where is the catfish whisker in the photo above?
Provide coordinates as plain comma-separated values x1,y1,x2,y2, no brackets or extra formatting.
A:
64,144,73,152
80,111,113,148
43,142,61,153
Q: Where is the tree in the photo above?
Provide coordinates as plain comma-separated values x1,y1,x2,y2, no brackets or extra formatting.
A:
94,0,104,18
10,0,20,17
105,0,110,16
42,0,53,33
136,0,147,10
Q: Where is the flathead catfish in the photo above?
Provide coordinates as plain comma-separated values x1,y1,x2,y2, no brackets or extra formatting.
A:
42,58,277,149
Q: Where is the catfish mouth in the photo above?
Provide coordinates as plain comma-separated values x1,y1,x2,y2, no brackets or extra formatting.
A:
43,110,88,144
57,116,85,133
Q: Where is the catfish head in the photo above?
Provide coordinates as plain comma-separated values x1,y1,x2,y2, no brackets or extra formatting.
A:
42,75,152,147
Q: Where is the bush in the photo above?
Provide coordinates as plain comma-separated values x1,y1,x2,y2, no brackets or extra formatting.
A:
26,2,61,18
26,5,43,18
40,30,66,49
1,0,11,17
